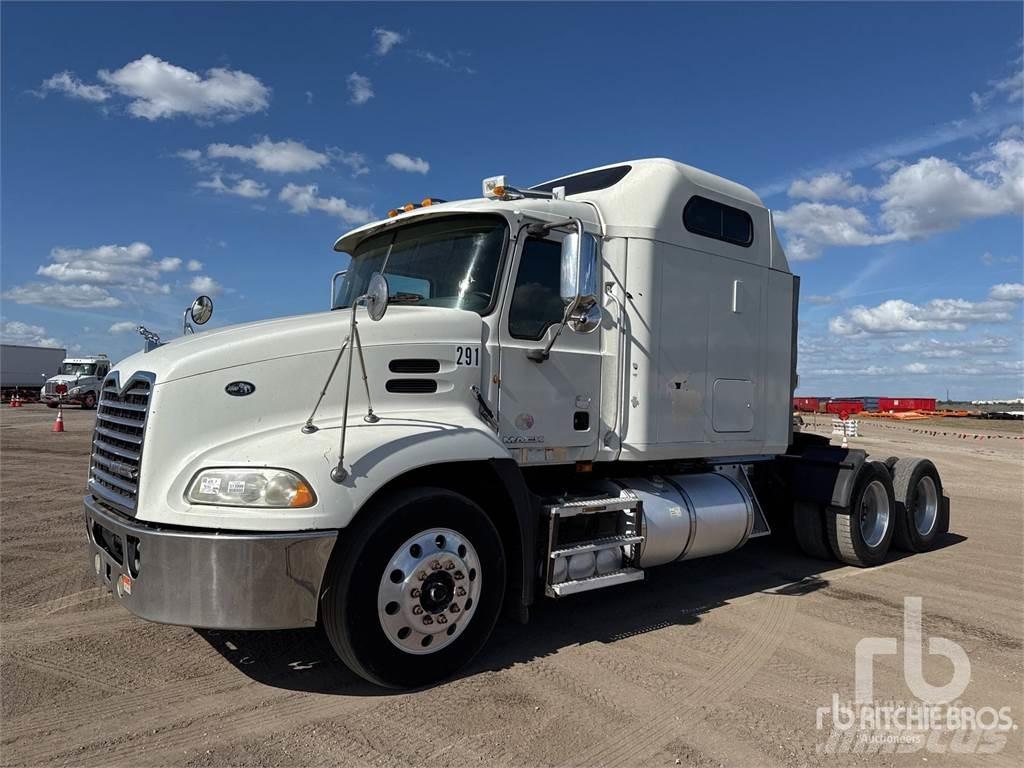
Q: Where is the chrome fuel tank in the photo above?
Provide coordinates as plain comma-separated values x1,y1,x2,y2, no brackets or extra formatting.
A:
614,472,754,567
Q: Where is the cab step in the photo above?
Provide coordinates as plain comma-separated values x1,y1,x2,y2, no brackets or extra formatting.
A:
543,492,645,598
547,567,645,597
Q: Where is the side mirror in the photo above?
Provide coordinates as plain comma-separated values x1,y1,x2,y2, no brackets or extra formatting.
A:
560,232,600,333
364,272,389,321
560,232,598,307
190,295,214,325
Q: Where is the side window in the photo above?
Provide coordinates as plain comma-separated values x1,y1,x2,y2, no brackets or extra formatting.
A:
683,196,753,247
508,238,566,340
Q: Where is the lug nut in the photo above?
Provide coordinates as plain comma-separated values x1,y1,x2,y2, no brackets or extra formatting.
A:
417,571,428,581
430,560,441,571
444,561,455,570
412,605,423,615
422,615,433,625
410,588,421,598
437,614,448,624
450,604,461,613
456,586,466,597
453,571,465,580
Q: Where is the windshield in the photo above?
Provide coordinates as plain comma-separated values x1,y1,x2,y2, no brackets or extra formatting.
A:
60,363,96,376
334,215,507,314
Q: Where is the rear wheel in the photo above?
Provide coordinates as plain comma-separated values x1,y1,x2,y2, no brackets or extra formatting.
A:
793,500,832,560
891,458,946,552
827,461,895,567
320,487,505,688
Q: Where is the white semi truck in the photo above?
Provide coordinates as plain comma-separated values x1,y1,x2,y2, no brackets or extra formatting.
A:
84,159,948,688
41,354,110,408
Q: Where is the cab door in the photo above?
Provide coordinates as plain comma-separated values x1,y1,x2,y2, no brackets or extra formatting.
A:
496,230,602,463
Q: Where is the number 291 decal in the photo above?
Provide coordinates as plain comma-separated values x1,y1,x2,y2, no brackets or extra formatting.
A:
455,345,480,367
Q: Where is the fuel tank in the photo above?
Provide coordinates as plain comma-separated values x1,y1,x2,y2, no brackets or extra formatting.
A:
613,472,754,567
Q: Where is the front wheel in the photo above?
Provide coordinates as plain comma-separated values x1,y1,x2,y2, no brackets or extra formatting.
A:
81,392,97,410
320,487,505,688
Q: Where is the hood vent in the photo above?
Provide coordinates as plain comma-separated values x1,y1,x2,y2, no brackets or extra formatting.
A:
388,359,441,374
386,379,438,394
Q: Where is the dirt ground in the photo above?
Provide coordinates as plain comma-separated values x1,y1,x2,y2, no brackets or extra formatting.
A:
1,405,1022,767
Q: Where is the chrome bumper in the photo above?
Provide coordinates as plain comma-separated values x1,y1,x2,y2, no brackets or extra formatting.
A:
84,495,337,630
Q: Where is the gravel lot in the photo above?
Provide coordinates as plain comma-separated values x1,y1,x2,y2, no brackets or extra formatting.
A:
2,405,1022,767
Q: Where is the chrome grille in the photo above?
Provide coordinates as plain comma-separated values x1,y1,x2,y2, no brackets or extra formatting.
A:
88,372,154,515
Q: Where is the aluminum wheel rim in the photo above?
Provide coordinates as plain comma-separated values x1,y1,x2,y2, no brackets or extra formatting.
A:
859,479,890,548
913,475,939,537
377,528,482,655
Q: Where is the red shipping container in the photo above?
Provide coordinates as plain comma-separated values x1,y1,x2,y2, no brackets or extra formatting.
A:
879,397,936,412
793,397,819,412
826,400,865,417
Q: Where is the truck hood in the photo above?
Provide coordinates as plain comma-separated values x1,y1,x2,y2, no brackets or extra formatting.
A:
45,374,90,385
114,306,485,384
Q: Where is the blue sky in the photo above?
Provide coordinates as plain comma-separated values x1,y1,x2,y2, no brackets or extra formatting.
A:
2,1,1022,400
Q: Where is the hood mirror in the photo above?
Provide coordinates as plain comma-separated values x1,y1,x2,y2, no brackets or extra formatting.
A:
365,272,389,321
190,295,214,325
183,295,214,335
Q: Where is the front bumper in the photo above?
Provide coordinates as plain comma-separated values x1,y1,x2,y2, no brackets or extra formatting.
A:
84,495,337,630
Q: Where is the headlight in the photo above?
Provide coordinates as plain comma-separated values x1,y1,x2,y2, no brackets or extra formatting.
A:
186,468,316,508
69,387,82,395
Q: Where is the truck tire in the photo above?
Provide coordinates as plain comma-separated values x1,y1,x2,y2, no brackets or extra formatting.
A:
826,461,895,567
82,392,97,410
320,487,505,688
891,458,946,552
793,500,832,561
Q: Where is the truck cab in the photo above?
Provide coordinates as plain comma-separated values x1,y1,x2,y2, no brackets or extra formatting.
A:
42,354,110,409
83,159,948,688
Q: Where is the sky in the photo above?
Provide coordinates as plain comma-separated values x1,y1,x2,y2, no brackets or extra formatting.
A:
1,1,1022,400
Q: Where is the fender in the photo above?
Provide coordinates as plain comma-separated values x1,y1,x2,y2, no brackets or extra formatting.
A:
782,442,868,510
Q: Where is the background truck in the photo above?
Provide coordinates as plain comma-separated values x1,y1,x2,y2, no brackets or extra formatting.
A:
0,344,67,402
83,158,949,688
41,354,110,409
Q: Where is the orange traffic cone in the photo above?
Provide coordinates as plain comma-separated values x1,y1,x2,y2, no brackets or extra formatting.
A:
8,395,15,408
13,395,21,408
52,406,65,433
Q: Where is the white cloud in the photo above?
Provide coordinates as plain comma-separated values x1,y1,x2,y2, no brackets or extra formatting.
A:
804,294,835,305
373,28,405,56
0,320,63,348
874,142,1023,238
903,362,930,374
108,321,138,334
772,202,882,260
385,152,430,174
329,149,370,177
197,175,270,199
788,172,867,202
981,251,1020,266
893,336,1013,358
187,259,204,271
829,297,1016,335
91,55,269,122
990,282,1024,301
347,73,374,105
970,46,1024,111
413,50,475,74
1,282,122,308
305,90,314,105
207,137,329,173
279,183,374,225
189,275,222,296
35,242,176,294
775,138,1024,258
34,71,110,102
